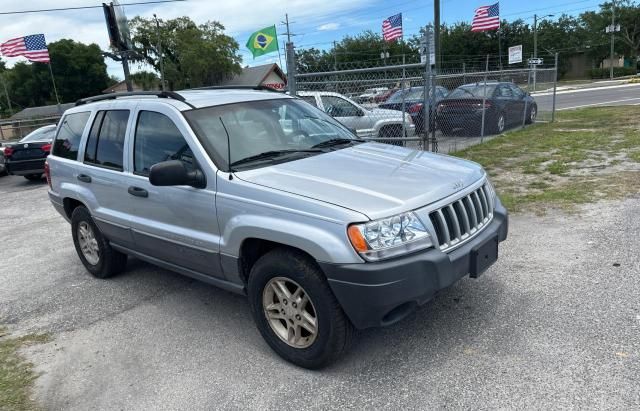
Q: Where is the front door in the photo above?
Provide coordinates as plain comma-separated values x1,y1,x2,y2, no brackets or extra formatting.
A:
123,104,223,278
319,95,372,137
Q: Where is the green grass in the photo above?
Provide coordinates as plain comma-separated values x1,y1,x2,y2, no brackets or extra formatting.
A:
453,106,640,213
0,328,49,411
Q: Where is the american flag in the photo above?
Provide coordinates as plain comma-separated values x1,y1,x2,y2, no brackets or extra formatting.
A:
0,34,51,63
382,13,403,42
471,3,500,32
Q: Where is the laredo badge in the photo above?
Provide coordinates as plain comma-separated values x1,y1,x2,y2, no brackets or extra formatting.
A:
246,25,279,58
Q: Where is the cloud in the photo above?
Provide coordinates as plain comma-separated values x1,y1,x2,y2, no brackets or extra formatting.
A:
317,22,340,31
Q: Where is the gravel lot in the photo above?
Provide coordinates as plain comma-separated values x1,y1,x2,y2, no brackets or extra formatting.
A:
1,174,638,410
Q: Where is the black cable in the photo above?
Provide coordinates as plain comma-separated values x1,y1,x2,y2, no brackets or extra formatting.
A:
0,0,186,15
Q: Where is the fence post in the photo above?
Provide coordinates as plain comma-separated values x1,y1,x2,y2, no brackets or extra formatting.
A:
422,25,432,151
462,61,466,84
430,72,437,152
480,54,489,142
522,64,531,129
286,42,297,96
402,54,406,138
551,53,559,122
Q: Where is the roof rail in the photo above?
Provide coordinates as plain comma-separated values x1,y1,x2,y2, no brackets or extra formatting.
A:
189,85,285,93
75,91,194,108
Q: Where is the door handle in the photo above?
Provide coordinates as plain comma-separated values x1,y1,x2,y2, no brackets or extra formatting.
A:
77,174,91,183
128,186,148,198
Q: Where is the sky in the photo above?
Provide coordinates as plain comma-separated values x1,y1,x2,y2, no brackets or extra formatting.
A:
0,0,605,80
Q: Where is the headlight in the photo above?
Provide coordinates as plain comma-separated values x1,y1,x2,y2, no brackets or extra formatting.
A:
347,212,433,261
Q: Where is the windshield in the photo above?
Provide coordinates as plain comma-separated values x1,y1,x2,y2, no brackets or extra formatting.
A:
184,98,358,171
20,126,56,142
448,84,497,99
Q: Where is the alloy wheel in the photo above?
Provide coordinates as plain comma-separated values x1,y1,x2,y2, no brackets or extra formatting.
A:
497,114,505,133
77,221,100,265
262,277,318,348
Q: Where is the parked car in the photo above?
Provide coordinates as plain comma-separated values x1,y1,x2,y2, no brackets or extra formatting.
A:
46,89,508,369
356,87,389,104
378,86,449,133
3,125,57,180
372,87,399,104
436,81,537,136
297,91,415,145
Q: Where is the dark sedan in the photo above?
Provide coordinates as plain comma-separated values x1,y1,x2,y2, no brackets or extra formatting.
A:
378,86,448,133
4,125,57,180
436,82,537,136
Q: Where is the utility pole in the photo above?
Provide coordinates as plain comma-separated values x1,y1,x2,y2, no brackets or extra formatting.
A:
609,1,616,80
281,14,297,94
533,14,554,91
434,0,440,73
153,14,166,91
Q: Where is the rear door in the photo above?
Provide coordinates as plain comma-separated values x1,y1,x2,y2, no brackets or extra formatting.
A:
77,104,135,247
122,103,223,278
509,84,527,124
495,84,517,124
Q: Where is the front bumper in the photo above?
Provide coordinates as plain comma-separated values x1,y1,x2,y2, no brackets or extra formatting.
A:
321,201,508,329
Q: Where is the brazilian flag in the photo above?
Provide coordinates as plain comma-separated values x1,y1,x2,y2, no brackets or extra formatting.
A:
246,25,279,58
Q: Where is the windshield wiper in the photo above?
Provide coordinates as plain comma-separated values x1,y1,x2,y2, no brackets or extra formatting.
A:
311,138,364,149
230,149,324,169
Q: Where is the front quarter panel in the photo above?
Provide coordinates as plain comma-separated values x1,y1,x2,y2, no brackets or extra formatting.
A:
216,171,367,264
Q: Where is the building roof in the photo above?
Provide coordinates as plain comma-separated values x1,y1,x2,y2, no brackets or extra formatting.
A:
221,64,286,87
10,103,75,121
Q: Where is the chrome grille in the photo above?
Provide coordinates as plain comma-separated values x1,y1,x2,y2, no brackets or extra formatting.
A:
429,183,494,251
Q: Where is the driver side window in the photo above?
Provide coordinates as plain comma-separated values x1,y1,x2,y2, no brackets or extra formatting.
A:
320,96,360,117
134,111,195,177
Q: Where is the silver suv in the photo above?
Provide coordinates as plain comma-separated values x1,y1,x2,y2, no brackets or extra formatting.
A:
297,91,415,143
46,89,508,369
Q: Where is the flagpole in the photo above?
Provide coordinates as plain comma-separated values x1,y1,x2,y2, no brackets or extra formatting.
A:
47,62,61,110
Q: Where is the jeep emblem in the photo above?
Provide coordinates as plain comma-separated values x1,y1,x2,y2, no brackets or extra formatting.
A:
452,180,464,190
24,143,29,148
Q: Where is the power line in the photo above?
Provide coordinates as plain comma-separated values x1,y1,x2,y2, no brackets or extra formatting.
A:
0,0,186,15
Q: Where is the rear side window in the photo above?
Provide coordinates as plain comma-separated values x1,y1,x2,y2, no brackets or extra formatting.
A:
84,110,129,170
134,111,195,176
300,96,317,107
53,112,91,160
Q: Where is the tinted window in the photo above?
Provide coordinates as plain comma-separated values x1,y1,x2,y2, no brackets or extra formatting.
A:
84,110,129,170
134,111,195,176
300,96,317,107
53,112,91,160
510,84,525,98
320,96,361,117
497,85,513,98
84,111,105,164
448,85,497,99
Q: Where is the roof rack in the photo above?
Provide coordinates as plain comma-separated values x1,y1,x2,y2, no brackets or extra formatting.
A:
75,91,195,108
189,85,285,93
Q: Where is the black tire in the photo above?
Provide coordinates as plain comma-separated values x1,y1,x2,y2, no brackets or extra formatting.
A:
492,112,506,135
71,206,127,279
24,173,43,181
378,125,405,147
525,104,537,124
248,248,354,369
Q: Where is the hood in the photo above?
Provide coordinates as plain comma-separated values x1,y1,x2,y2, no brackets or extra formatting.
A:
235,143,485,220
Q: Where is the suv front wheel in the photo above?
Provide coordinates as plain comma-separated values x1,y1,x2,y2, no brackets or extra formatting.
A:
71,206,127,278
248,248,354,369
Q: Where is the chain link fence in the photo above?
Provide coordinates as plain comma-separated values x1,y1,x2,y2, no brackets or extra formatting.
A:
291,57,557,154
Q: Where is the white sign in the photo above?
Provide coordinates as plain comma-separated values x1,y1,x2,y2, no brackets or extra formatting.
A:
419,28,436,66
528,58,543,65
508,45,522,64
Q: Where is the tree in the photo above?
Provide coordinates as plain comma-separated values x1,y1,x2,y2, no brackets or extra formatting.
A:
296,31,419,73
129,16,242,89
3,39,110,108
130,70,159,90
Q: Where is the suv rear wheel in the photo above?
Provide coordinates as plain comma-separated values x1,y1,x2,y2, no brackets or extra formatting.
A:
248,248,354,369
71,206,127,278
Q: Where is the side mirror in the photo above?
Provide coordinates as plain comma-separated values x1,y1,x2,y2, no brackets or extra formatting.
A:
149,160,206,189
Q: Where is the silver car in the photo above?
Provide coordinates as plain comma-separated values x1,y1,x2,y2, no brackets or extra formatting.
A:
46,89,508,369
297,91,415,143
